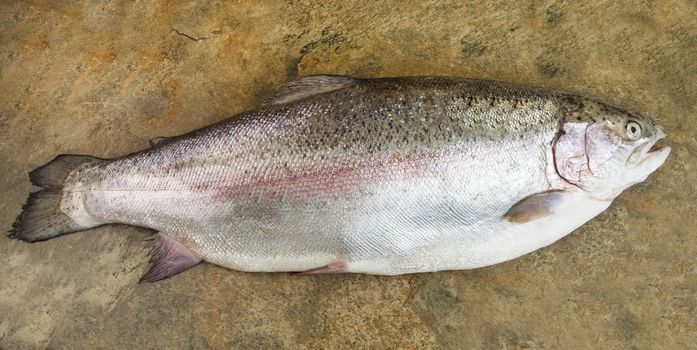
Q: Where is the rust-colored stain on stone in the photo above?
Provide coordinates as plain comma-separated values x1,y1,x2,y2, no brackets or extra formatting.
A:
1,1,696,349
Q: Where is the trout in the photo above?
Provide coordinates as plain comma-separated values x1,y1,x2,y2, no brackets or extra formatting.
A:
9,76,670,282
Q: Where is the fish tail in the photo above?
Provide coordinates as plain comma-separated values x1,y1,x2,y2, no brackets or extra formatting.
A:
9,155,103,242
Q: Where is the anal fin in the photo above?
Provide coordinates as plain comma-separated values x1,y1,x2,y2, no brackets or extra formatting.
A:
502,190,566,223
297,261,347,275
140,232,201,283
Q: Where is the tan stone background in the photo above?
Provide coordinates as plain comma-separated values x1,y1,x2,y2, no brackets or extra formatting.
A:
1,1,696,349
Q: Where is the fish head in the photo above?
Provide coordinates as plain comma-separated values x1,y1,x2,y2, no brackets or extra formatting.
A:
554,97,670,200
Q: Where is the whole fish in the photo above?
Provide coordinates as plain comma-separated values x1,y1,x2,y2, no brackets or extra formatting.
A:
9,75,670,282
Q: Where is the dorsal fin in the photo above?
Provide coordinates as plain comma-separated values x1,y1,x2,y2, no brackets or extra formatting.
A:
149,136,172,147
265,75,357,106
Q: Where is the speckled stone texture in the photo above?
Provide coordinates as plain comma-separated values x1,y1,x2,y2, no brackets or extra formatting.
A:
1,1,695,349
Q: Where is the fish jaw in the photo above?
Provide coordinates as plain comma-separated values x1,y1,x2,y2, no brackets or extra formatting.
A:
628,142,671,182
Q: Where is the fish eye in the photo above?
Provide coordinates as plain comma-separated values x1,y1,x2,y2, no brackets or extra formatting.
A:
626,121,642,140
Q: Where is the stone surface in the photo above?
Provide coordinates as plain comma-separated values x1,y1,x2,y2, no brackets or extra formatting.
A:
1,1,696,349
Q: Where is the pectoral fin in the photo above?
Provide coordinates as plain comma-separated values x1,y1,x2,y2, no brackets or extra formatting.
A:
502,190,566,223
140,232,201,283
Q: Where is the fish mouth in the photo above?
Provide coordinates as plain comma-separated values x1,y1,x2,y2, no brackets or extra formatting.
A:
648,138,667,153
628,132,670,169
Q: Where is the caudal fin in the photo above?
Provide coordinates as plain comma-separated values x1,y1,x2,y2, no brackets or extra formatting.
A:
29,154,100,189
9,155,102,242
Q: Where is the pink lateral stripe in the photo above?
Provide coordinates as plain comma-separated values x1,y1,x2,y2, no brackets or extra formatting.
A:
190,150,453,201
